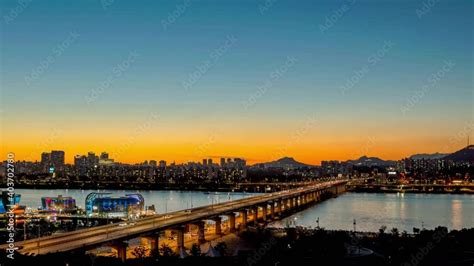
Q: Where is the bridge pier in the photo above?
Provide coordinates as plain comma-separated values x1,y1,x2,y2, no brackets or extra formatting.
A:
143,234,160,255
277,200,282,216
175,226,185,251
227,213,236,232
253,206,259,222
197,222,206,243
111,241,128,263
240,210,247,229
270,202,275,219
213,217,222,235
262,205,267,221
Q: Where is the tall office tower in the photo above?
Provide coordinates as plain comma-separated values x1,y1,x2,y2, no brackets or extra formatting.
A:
208,159,213,166
100,152,109,160
87,152,99,167
41,152,51,166
203,159,208,166
220,158,226,167
234,158,246,168
74,155,87,167
149,160,157,167
159,160,167,168
50,150,65,168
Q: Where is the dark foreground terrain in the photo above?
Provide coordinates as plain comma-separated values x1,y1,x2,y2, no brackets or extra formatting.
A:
1,227,473,266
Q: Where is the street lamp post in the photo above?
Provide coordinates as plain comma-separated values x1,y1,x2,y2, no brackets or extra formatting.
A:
24,219,27,241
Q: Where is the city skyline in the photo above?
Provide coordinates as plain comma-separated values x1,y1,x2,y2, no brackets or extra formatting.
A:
5,142,472,166
1,0,473,165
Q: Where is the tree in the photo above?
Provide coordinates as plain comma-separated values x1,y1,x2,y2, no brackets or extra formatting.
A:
190,243,202,257
391,227,399,237
160,243,174,257
215,241,228,256
401,230,408,238
379,225,387,235
131,245,149,259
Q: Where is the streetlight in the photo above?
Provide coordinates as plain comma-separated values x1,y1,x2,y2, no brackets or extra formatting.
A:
165,197,172,215
23,218,27,241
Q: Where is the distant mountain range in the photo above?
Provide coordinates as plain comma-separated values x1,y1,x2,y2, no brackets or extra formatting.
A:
253,157,313,169
346,156,396,167
407,146,474,162
443,145,474,162
409,153,449,160
252,145,474,169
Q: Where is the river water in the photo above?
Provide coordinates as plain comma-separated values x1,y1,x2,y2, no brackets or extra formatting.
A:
14,189,474,232
269,192,474,232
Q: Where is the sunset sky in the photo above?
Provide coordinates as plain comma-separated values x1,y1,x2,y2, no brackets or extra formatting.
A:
1,0,472,165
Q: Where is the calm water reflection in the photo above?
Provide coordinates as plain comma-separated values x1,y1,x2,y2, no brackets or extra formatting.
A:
269,193,474,232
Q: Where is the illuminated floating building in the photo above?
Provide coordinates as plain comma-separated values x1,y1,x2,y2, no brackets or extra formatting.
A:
0,191,24,214
85,193,144,219
41,195,77,212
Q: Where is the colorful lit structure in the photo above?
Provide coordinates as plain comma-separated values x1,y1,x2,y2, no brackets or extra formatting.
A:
0,191,24,214
41,195,76,212
85,193,144,218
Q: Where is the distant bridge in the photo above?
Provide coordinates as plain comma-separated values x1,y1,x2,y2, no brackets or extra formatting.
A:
1,180,348,261
235,181,323,192
347,183,474,193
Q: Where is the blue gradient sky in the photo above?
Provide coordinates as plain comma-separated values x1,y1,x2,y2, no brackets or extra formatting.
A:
1,0,473,164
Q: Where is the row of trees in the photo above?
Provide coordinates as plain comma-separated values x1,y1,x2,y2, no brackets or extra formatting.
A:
131,242,228,259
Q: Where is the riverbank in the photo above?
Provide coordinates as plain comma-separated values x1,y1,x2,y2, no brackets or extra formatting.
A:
2,227,473,266
10,183,245,192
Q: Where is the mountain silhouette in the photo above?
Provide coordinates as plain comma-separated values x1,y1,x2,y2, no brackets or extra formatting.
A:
410,152,450,160
346,155,396,167
254,157,313,169
443,145,474,162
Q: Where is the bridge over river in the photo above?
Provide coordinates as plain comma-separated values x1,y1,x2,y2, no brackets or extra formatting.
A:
1,180,348,261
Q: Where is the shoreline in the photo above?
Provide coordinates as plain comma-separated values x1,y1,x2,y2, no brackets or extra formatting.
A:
347,188,474,194
5,184,474,195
